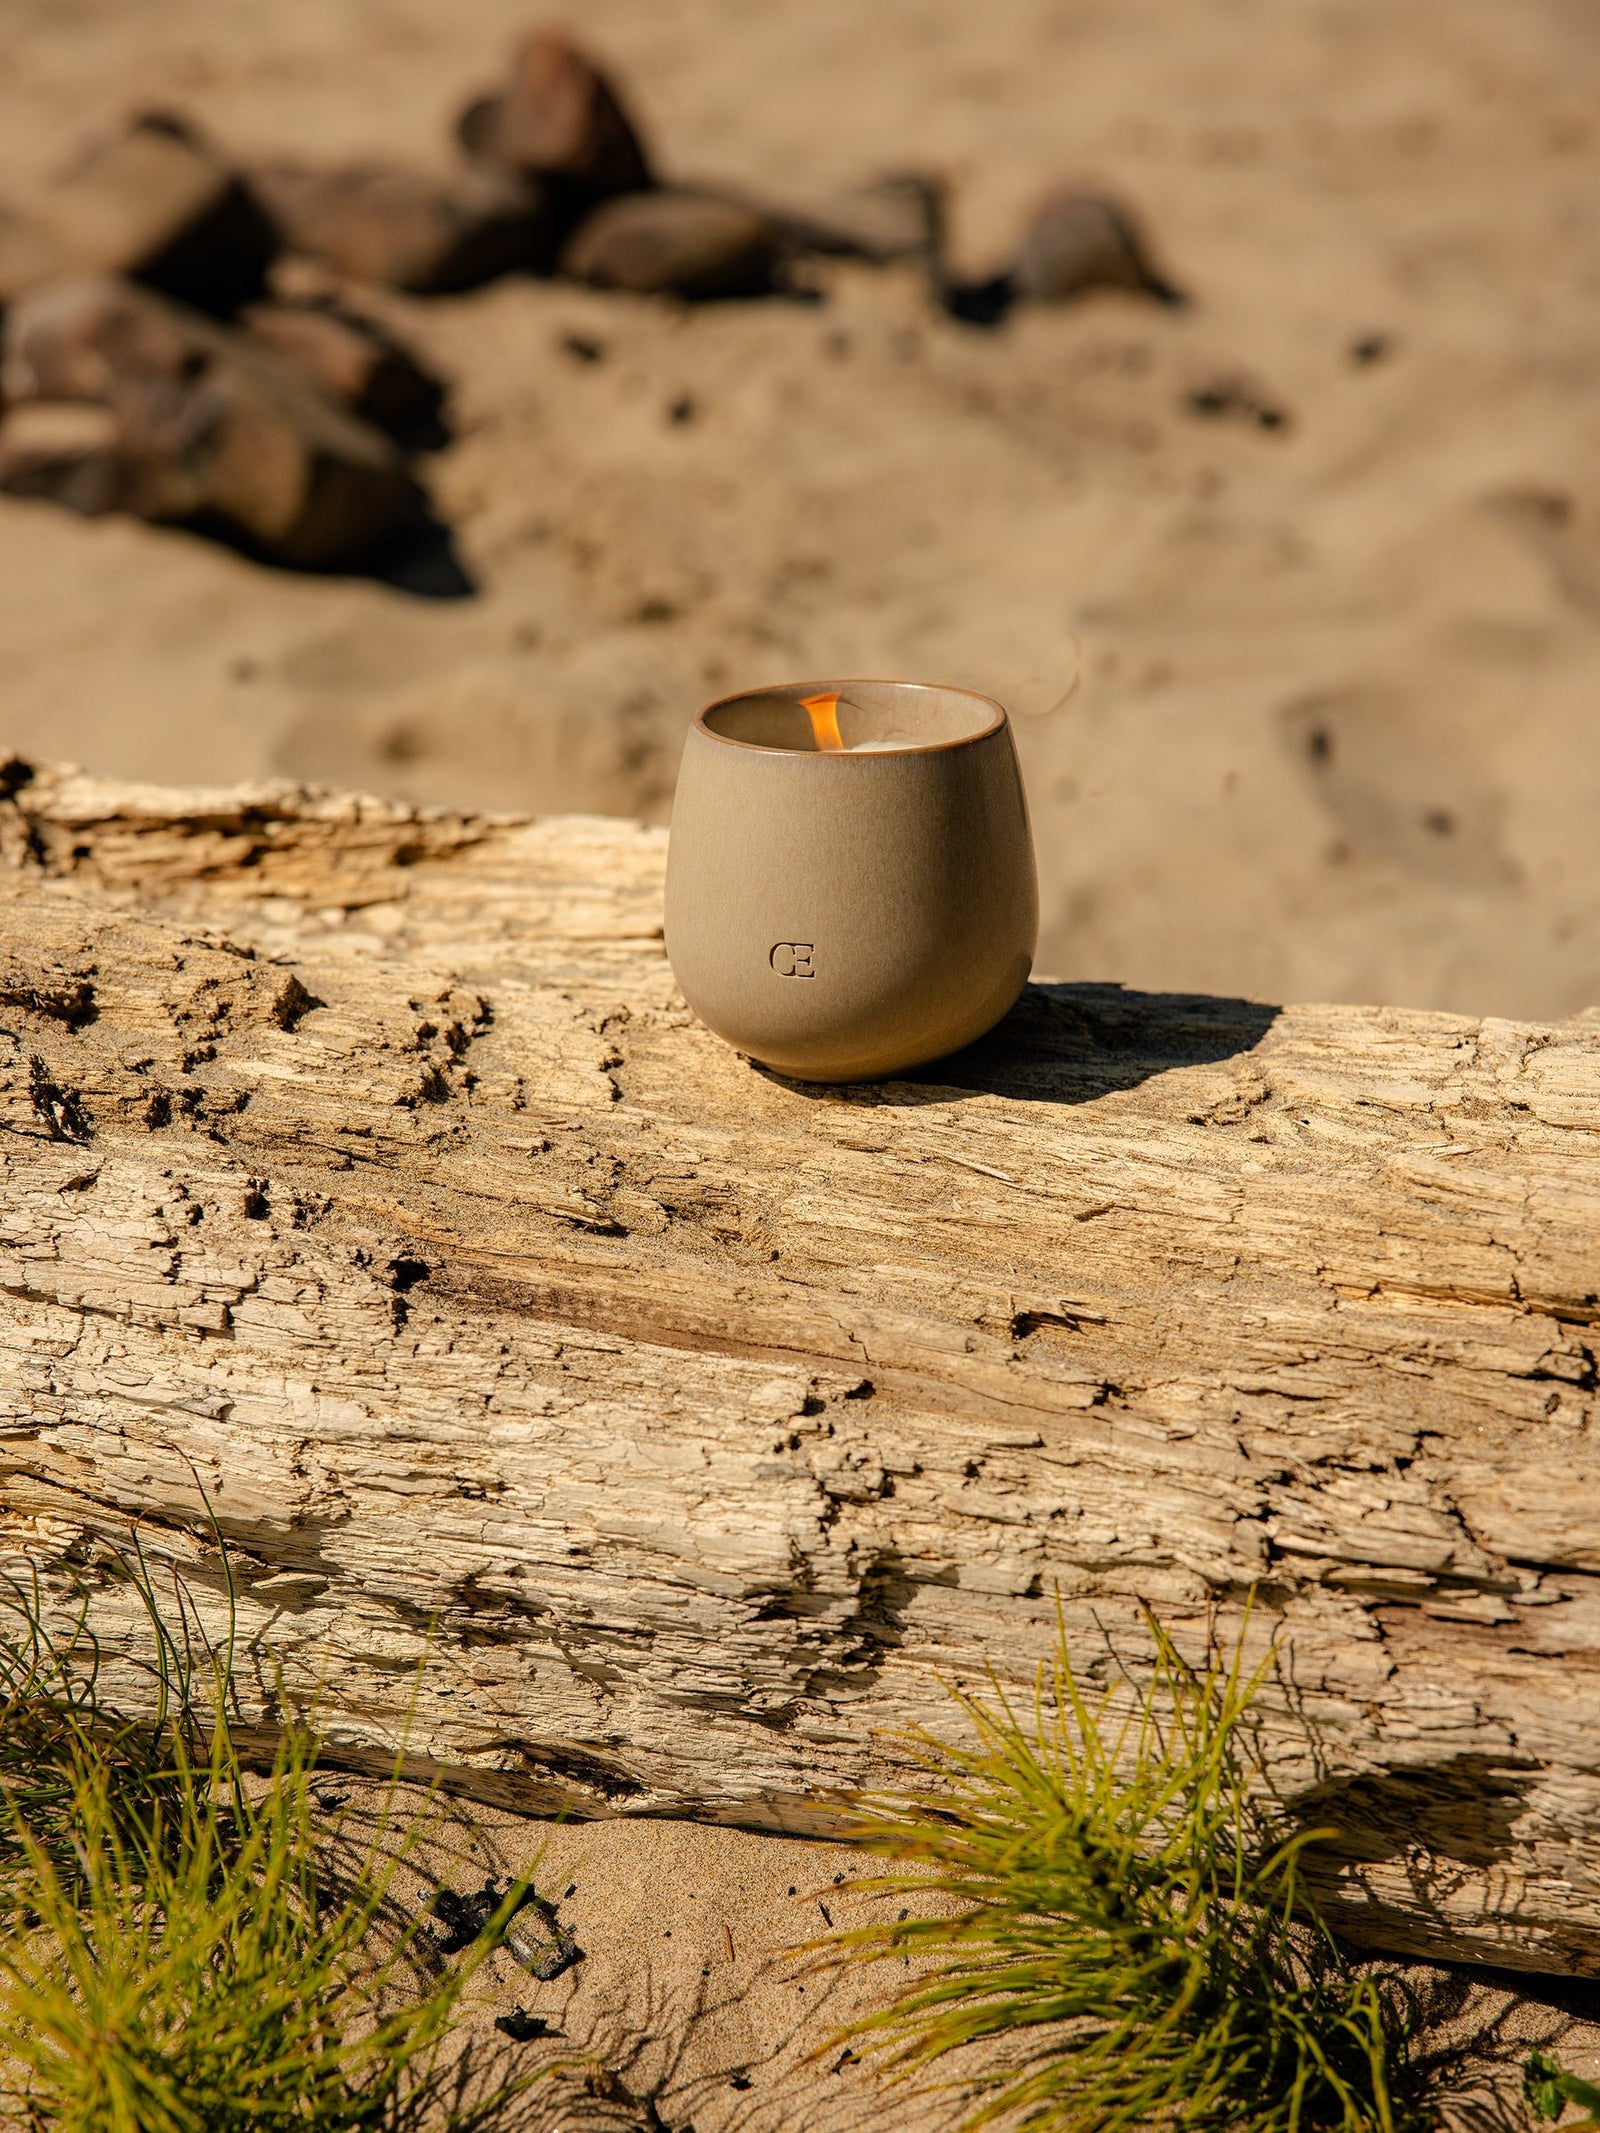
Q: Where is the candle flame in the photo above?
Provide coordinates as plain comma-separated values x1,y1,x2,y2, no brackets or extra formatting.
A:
800,690,845,752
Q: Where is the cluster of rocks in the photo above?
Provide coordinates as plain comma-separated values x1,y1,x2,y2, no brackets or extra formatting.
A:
0,107,456,571
0,25,1180,572
423,1875,583,1981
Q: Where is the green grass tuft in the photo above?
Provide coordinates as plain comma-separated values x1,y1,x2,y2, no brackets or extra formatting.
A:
0,1554,186,1928
0,1534,527,2133
1526,2050,1600,2130
824,1600,1422,2133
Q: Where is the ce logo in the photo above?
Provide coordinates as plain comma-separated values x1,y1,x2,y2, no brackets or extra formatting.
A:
770,941,815,979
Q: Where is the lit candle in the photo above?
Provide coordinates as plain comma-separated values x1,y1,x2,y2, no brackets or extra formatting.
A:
799,691,917,752
664,678,1038,1082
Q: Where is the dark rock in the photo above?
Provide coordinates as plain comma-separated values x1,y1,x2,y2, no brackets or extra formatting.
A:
1350,332,1396,367
1,276,419,568
424,1878,507,1954
459,31,651,199
494,2008,550,2043
560,191,777,300
0,401,121,515
43,113,279,317
507,1902,584,1979
240,300,447,446
1185,372,1290,432
1013,187,1183,307
422,1876,582,1981
249,158,553,294
941,272,1018,328
504,1892,583,1980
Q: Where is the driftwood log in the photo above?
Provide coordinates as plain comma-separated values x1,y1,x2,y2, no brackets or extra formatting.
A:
1,764,1598,1976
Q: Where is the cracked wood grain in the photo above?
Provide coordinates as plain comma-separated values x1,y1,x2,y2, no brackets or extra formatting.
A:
0,762,1597,1975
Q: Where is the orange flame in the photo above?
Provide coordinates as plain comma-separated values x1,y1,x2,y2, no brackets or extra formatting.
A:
800,690,845,752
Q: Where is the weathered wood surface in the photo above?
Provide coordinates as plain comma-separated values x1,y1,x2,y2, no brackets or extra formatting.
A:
1,763,1598,1974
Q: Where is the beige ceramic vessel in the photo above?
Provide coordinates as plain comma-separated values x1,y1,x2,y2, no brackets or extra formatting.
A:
664,679,1038,1083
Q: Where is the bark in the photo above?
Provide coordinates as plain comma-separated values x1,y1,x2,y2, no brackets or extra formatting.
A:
1,763,1597,1974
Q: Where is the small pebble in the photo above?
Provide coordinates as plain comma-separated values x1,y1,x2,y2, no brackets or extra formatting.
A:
506,1893,584,1981
1186,375,1291,433
494,2008,549,2044
1012,186,1182,308
424,1878,507,1954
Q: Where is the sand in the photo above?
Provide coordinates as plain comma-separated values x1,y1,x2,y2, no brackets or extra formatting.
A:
363,1790,972,2133
2,0,1599,1019
342,1780,1600,2132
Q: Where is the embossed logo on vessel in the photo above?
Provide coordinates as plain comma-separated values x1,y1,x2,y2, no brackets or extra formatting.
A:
769,942,815,979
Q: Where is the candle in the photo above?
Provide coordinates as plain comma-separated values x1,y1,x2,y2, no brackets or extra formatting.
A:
664,678,1039,1082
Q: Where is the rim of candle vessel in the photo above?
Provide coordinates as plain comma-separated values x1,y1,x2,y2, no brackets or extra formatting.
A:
696,679,1008,757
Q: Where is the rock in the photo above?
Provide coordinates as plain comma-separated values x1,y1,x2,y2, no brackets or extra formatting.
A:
0,401,121,515
504,1894,583,1981
0,205,70,307
2,274,192,404
1186,372,1291,432
454,97,502,162
493,2009,549,2044
239,300,446,446
423,1878,507,1953
560,191,777,300
1013,186,1183,306
1,277,418,568
458,30,651,199
248,158,552,294
40,112,278,317
423,1877,582,1982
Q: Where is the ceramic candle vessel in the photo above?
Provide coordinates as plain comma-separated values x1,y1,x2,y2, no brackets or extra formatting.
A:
664,679,1038,1083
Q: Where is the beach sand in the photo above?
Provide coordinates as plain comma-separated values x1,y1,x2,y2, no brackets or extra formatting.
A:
334,1779,1600,2131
